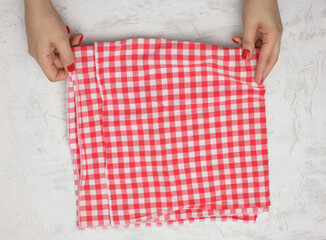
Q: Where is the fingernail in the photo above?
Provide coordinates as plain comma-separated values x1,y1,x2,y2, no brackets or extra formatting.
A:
66,26,70,34
232,38,239,44
242,49,250,60
78,34,83,43
67,63,75,72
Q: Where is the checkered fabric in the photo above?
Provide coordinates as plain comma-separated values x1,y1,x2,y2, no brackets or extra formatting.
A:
66,38,270,230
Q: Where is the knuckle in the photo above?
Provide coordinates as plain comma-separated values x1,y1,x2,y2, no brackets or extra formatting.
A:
277,27,283,35
27,46,35,57
269,54,279,63
28,48,33,57
34,51,42,62
275,22,283,35
56,34,69,44
242,38,253,47
47,76,56,82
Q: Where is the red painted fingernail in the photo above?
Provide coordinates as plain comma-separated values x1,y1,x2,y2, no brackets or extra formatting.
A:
242,49,250,60
232,38,239,44
78,34,83,43
67,63,75,72
66,26,70,34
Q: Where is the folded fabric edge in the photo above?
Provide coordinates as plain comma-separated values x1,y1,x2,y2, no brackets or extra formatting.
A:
70,38,263,90
70,37,261,58
76,205,270,230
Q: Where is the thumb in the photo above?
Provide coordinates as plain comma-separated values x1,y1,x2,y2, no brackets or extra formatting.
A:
55,37,75,72
241,21,257,60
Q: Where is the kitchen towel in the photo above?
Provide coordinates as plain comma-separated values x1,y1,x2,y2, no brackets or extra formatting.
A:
66,38,270,230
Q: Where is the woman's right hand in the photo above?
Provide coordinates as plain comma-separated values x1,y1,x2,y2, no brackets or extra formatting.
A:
24,0,83,82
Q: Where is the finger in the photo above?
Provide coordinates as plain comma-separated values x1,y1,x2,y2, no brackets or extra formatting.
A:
38,51,68,82
241,21,258,60
54,33,83,55
55,35,75,72
232,36,242,45
54,53,64,69
261,41,280,80
70,33,83,46
254,41,275,85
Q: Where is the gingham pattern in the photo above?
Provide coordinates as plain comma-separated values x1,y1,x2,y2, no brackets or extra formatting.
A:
66,38,270,230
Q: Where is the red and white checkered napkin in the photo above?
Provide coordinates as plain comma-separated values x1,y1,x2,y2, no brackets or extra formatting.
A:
66,38,270,230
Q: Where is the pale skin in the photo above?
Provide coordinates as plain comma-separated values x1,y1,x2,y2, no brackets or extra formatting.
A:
24,0,283,84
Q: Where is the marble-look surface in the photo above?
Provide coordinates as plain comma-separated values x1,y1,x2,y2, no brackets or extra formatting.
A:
0,0,325,239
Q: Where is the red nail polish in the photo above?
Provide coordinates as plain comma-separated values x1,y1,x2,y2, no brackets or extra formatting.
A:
242,49,250,60
78,34,83,43
232,38,239,44
66,26,70,34
67,63,75,72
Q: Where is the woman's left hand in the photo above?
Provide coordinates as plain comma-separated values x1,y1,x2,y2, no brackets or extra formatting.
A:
232,0,283,85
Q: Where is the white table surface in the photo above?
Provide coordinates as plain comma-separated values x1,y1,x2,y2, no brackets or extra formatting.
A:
0,0,325,239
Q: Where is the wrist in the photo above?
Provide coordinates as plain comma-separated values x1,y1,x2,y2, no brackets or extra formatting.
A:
24,0,53,12
24,0,55,20
24,0,52,4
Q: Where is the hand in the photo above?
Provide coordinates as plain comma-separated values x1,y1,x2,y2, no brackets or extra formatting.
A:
24,0,83,82
232,0,283,85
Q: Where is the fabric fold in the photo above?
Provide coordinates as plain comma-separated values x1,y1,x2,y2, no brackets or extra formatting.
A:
66,38,270,230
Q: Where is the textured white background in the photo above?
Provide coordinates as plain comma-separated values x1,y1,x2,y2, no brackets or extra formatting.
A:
1,0,326,239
